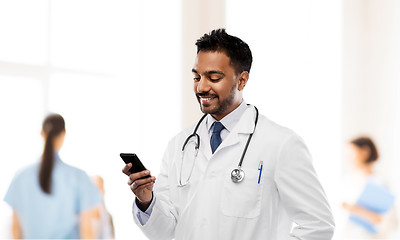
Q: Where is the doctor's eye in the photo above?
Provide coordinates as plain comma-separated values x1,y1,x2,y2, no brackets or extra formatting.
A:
208,74,223,82
210,78,221,82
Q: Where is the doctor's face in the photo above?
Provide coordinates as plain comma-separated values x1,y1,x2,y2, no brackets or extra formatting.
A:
192,51,246,121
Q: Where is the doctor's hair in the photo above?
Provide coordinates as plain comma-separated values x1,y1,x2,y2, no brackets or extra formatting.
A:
351,136,379,164
40,113,65,194
196,28,252,74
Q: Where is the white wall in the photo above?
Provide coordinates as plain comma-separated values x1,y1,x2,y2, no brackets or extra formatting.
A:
342,0,400,176
342,0,400,237
226,0,342,219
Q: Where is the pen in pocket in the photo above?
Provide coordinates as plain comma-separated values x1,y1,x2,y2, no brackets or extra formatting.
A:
258,161,263,184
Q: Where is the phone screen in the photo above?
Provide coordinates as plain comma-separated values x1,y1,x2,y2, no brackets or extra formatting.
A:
120,153,150,179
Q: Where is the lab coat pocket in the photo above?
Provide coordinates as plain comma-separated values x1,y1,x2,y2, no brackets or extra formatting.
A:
221,168,264,218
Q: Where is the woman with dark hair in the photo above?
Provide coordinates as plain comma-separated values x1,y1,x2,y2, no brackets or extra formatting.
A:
349,137,379,173
4,114,101,239
340,136,398,239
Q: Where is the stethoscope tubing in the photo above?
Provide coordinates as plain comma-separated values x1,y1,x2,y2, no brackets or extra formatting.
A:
180,105,259,186
237,106,259,168
181,114,207,152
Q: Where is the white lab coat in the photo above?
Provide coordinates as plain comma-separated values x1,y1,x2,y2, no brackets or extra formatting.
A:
134,106,335,240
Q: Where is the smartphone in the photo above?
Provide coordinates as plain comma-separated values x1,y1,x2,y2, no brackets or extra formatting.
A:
120,153,151,179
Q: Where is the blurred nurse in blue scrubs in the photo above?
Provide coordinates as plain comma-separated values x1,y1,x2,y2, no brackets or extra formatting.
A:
4,114,102,239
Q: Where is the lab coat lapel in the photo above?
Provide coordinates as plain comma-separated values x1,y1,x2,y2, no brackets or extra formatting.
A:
198,119,212,160
214,106,256,154
177,119,212,215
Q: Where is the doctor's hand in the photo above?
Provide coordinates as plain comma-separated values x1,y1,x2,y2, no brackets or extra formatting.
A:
122,163,156,211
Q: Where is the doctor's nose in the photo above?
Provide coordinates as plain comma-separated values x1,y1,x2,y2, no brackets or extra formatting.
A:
196,78,211,93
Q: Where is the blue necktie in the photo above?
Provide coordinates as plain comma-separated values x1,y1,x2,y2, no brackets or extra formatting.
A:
210,121,225,154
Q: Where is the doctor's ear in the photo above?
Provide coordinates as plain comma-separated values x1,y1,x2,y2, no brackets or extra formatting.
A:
237,71,249,91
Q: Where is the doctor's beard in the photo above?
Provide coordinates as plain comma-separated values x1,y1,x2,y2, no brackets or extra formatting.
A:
196,83,237,117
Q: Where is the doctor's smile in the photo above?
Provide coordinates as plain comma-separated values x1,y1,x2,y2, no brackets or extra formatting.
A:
196,94,218,105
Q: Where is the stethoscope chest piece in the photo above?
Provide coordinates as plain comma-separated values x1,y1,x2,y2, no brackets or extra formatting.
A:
231,167,245,183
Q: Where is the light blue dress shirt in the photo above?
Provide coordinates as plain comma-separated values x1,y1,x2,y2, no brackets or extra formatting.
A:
134,100,249,225
4,153,102,239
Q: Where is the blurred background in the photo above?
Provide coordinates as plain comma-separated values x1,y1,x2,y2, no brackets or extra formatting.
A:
0,0,399,239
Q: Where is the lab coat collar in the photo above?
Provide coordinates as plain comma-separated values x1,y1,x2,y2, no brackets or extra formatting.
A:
217,105,257,151
199,105,257,159
232,105,257,135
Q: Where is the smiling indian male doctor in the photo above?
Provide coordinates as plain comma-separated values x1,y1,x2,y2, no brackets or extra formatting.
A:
122,29,335,240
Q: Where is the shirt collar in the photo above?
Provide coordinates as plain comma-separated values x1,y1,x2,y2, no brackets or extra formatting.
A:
206,99,248,133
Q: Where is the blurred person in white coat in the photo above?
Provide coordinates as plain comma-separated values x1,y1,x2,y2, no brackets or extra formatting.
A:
340,136,398,239
122,29,335,240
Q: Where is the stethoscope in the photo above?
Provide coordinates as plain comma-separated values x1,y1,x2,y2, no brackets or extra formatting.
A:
178,106,259,187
